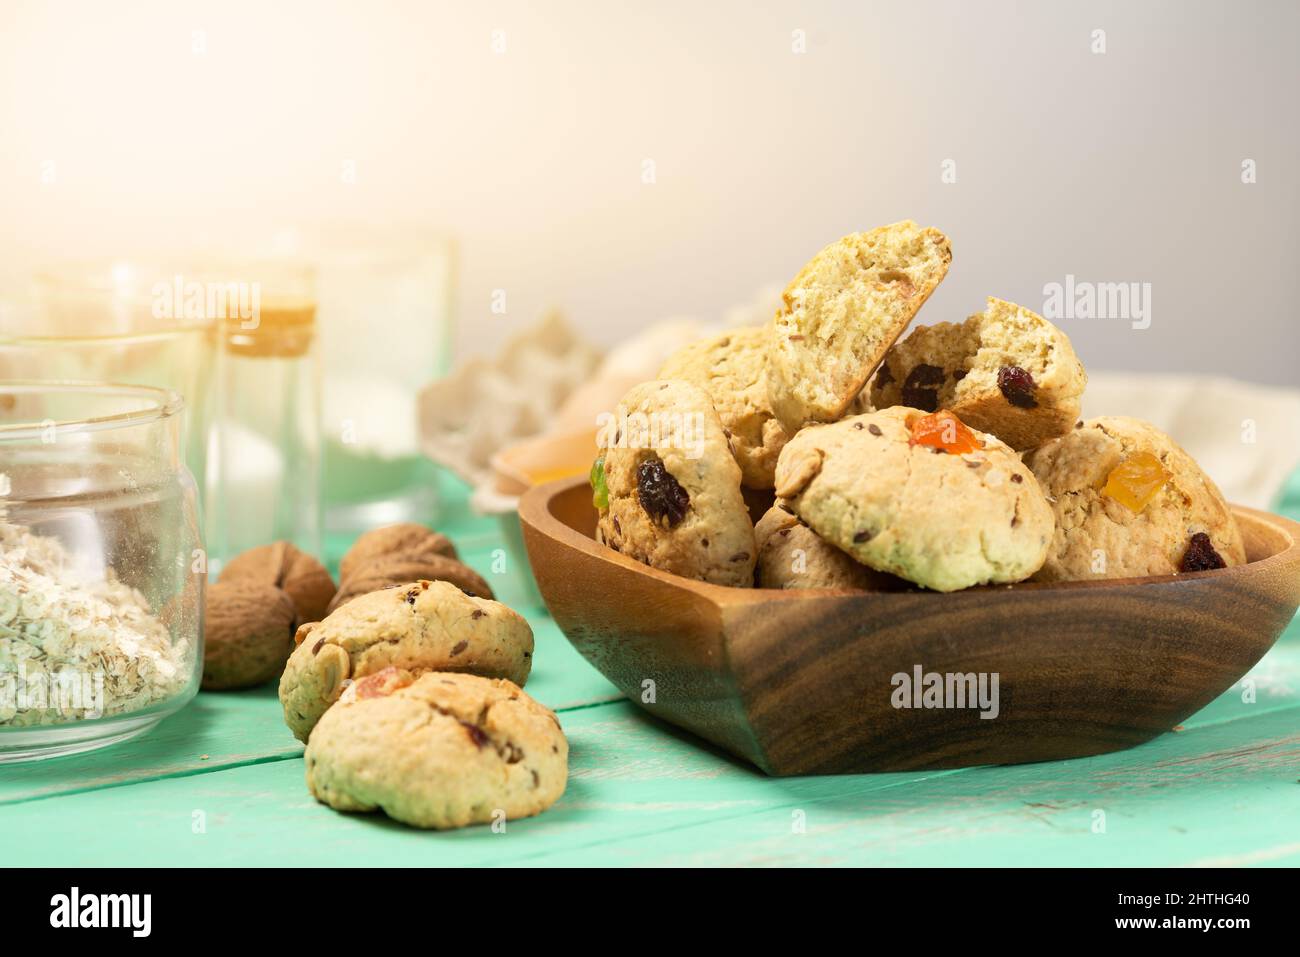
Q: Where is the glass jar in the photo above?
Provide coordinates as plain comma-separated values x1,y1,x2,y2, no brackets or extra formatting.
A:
2,262,219,515
0,382,204,762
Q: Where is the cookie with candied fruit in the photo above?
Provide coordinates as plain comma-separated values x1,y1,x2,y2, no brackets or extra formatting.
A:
1024,416,1245,581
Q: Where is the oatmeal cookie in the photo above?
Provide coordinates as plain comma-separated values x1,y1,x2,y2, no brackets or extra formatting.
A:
754,503,883,590
659,326,790,489
279,579,533,742
594,379,756,587
1024,416,1246,582
766,222,951,433
869,297,1087,450
774,407,1053,592
305,669,567,829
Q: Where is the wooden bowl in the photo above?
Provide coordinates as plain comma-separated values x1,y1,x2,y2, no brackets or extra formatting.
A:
519,477,1300,776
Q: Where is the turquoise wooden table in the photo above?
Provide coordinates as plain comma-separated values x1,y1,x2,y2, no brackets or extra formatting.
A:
4,470,1299,867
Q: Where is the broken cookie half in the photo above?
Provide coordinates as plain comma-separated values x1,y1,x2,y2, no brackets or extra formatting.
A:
869,297,1087,451
765,221,952,434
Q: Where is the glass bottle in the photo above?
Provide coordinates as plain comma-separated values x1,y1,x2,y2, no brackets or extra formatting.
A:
205,263,320,572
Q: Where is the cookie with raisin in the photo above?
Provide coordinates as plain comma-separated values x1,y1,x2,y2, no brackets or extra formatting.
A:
774,407,1053,592
305,670,567,829
869,298,1087,451
1024,416,1245,582
659,326,790,489
765,221,951,434
593,379,756,587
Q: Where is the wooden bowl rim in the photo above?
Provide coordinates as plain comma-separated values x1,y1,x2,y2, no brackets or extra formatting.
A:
519,476,1300,607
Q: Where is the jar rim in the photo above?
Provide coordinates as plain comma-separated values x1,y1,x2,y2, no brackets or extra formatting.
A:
0,381,184,439
0,315,215,346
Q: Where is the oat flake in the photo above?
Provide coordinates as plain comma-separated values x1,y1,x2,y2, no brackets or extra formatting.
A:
0,491,191,726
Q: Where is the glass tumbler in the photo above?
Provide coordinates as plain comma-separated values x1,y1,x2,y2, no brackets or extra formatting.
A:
307,230,455,557
0,382,204,762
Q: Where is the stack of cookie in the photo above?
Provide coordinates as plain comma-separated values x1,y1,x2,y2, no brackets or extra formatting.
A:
276,527,569,830
592,221,1245,592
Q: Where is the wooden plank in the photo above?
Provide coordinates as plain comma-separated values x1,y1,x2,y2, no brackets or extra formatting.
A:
0,686,300,806
0,700,951,866
622,708,1300,868
1178,639,1300,728
3,695,1298,867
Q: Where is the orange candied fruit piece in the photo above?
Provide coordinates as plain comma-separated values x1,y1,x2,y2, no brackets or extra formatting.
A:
1101,451,1170,513
353,666,413,700
908,410,983,454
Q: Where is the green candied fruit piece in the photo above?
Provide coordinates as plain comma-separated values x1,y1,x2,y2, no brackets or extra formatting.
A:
589,454,609,510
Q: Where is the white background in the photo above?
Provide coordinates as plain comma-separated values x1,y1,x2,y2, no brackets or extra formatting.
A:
1,0,1296,385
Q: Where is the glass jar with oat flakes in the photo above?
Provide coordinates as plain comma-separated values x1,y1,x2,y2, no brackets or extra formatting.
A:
0,382,203,761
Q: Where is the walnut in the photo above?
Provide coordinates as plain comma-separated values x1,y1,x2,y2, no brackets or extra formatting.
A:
202,581,298,690
338,524,457,583
327,554,493,614
219,541,336,624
